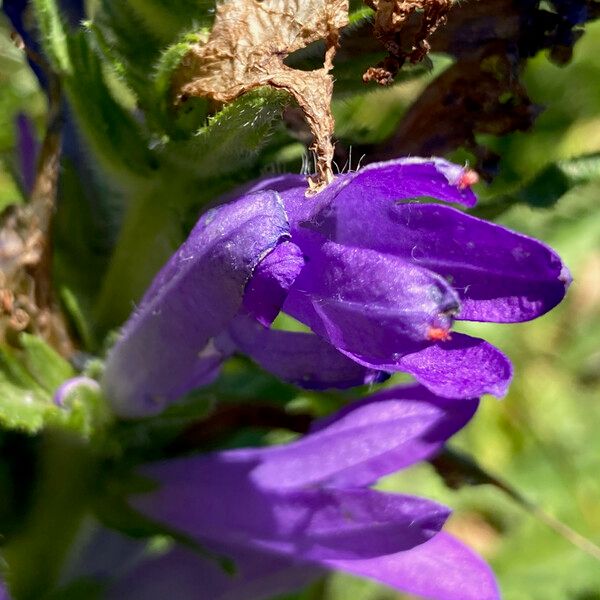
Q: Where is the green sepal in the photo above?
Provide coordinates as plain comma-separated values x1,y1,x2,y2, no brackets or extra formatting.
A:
0,335,110,437
152,30,209,136
161,88,288,179
47,380,112,441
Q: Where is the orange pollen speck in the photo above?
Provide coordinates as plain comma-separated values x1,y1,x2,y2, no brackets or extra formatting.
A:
426,327,452,342
458,169,479,190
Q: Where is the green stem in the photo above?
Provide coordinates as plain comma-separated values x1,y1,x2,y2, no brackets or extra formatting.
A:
93,181,183,334
2,430,97,599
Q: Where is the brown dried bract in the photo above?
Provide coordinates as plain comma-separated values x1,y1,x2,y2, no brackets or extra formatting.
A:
363,0,452,85
172,0,349,192
0,73,73,355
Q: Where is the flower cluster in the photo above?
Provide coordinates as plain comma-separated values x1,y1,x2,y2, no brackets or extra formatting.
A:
90,157,568,599
103,158,569,417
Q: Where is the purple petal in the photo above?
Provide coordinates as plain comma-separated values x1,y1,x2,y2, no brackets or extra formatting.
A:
61,524,148,584
242,241,305,326
328,532,500,600
237,159,476,234
107,545,320,600
326,158,478,208
248,384,478,490
283,240,460,364
228,314,385,389
318,199,569,323
0,580,10,600
217,173,306,205
134,459,449,561
102,190,290,417
396,334,513,399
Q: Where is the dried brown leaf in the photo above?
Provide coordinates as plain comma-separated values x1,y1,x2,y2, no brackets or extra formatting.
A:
363,0,452,85
173,0,349,191
0,75,73,355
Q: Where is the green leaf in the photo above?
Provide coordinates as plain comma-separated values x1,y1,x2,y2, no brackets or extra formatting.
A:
126,0,216,43
0,376,50,433
31,0,71,73
161,88,288,178
92,1,167,104
515,152,600,207
19,334,74,394
52,152,121,351
474,152,600,219
0,336,109,437
348,6,374,25
0,344,51,433
64,32,156,180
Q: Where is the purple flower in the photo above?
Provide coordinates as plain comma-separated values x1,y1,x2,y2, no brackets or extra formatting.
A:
15,113,38,195
107,384,498,600
102,157,569,417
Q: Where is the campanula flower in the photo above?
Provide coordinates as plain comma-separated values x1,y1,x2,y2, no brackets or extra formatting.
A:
106,385,498,600
102,158,569,417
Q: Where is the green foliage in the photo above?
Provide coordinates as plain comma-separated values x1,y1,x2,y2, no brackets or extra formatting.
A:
162,88,288,178
63,32,155,180
0,335,108,437
31,0,71,73
513,153,600,207
125,0,215,43
92,0,164,103
0,338,72,434
18,334,72,393
474,152,600,219
152,30,208,134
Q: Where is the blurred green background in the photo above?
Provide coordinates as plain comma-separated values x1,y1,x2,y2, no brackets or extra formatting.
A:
1,8,600,600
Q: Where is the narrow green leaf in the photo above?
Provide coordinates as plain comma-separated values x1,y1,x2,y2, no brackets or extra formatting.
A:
348,5,374,25
93,1,166,103
31,0,71,73
64,32,156,179
513,153,600,208
19,333,74,394
59,287,96,352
